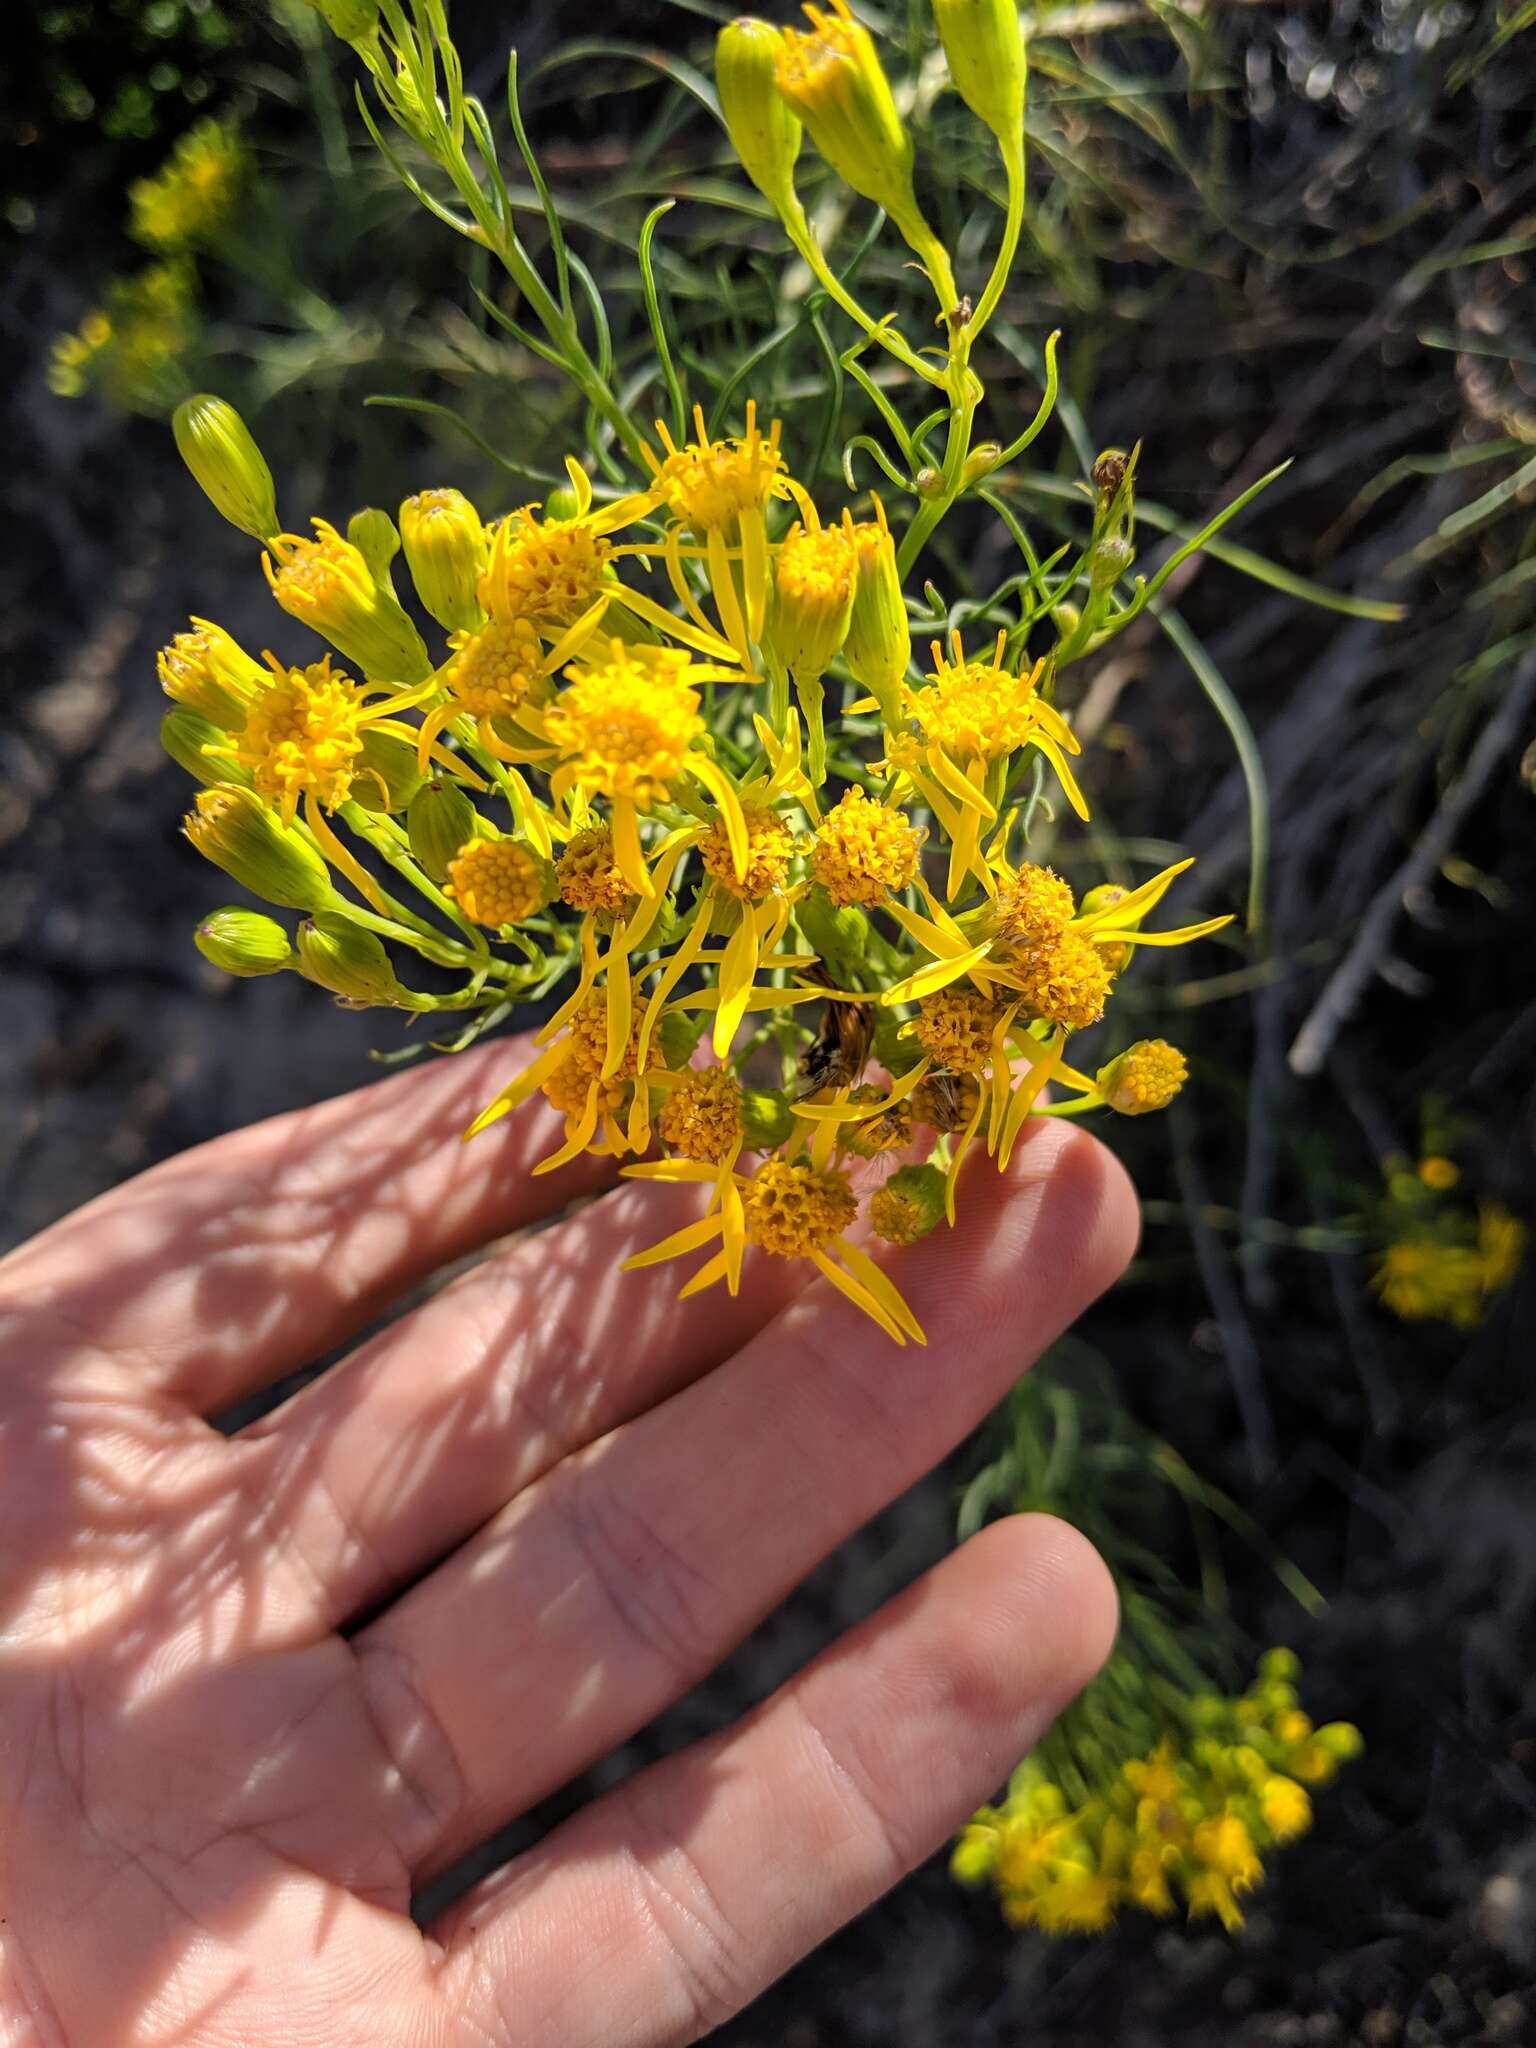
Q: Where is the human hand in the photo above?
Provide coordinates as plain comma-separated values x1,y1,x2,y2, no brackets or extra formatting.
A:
0,1035,1135,2046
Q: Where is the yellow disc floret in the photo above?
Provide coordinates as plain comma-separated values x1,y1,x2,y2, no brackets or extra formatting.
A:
658,1067,744,1164
811,786,920,905
544,641,704,806
445,837,546,927
700,805,796,900
232,656,366,821
556,825,633,916
910,639,1052,764
1007,929,1113,1034
442,615,545,719
647,400,787,532
913,988,1008,1071
1096,1039,1188,1115
481,506,612,627
742,1157,858,1257
994,863,1075,947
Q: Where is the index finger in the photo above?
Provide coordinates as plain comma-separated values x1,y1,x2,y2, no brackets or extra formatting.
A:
0,1033,614,1416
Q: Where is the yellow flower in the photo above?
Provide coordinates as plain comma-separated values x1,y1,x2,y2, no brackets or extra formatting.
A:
840,1084,914,1160
811,787,920,905
1417,1154,1461,1191
541,637,747,898
1192,1814,1262,1893
912,988,1010,1072
644,400,804,659
128,117,244,253
1373,1236,1487,1327
1478,1201,1526,1294
658,1067,746,1165
768,521,857,682
556,825,633,917
229,656,370,820
1260,1776,1312,1844
445,837,547,927
264,520,432,684
400,487,487,633
49,261,198,413
700,805,797,901
1029,1865,1119,1934
993,863,1076,947
742,1156,857,1253
1096,1040,1188,1115
482,503,612,628
157,618,266,727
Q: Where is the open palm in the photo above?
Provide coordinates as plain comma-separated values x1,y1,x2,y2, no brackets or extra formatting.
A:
0,1035,1133,2046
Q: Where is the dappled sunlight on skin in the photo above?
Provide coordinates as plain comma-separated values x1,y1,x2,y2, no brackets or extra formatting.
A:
0,1048,1134,2048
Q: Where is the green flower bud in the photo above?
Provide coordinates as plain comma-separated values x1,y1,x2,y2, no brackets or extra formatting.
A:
406,778,481,882
960,440,1004,491
346,507,401,584
400,488,487,634
184,784,335,912
870,1163,947,1244
717,18,803,215
797,886,872,988
1089,534,1134,590
195,906,295,978
351,727,425,815
1258,1647,1302,1685
543,484,583,522
1313,1722,1364,1763
739,1087,796,1150
658,1008,707,1070
1052,600,1081,640
932,0,1026,151
842,502,910,723
173,394,279,541
296,914,417,1008
162,708,247,788
914,466,946,500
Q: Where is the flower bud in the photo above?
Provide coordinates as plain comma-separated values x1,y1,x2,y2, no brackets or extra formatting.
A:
775,0,935,258
932,0,1026,151
351,728,425,815
543,484,583,523
717,18,803,215
658,1008,708,1071
960,440,1004,491
406,778,481,882
797,886,872,988
184,784,336,912
173,394,279,541
296,914,416,1007
914,465,946,500
157,618,265,728
1095,1039,1188,1115
739,1087,797,1150
1088,533,1134,589
766,523,856,683
347,507,401,584
195,906,295,978
162,707,247,788
870,1163,947,1244
302,0,381,41
400,487,487,633
842,501,909,723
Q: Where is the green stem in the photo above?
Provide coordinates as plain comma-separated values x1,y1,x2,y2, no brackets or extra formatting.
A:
970,141,1026,341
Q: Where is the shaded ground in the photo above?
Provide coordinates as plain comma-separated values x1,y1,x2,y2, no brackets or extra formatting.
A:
4,2,1535,2042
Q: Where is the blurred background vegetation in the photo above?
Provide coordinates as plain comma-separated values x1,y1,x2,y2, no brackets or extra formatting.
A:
4,1,1534,2041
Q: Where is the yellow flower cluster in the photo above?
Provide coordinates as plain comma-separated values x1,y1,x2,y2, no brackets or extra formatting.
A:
953,1651,1362,1935
128,117,246,254
1375,1197,1525,1328
162,378,1233,1349
48,260,200,414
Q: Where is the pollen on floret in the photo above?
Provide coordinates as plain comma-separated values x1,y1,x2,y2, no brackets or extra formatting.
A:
994,863,1075,947
658,1067,744,1164
1097,1038,1187,1115
647,400,787,532
544,642,703,804
700,805,796,900
911,639,1052,762
742,1157,858,1257
556,825,633,916
1007,928,1113,1034
841,1084,913,1159
233,656,366,818
912,988,1009,1071
811,786,921,906
445,837,546,927
481,506,612,626
442,615,544,718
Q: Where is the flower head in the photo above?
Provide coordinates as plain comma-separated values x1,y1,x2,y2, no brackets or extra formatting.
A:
264,520,431,683
841,1084,914,1159
481,505,613,628
659,1067,745,1164
445,837,547,927
441,615,546,720
994,863,1076,948
870,1163,946,1243
1096,1039,1188,1115
157,619,266,727
129,117,244,253
913,988,1009,1071
811,786,920,906
842,498,911,718
647,400,788,534
231,657,369,821
556,825,633,917
400,488,487,634
544,640,704,808
742,1157,858,1256
768,523,857,682
700,805,796,901
910,634,1057,765
1006,928,1113,1034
